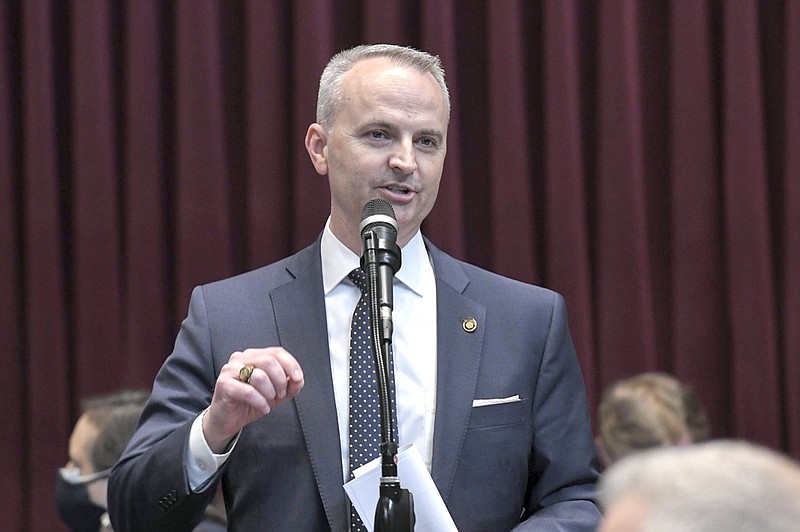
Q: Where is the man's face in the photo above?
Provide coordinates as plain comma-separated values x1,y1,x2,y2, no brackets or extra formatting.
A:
67,414,108,507
68,415,100,476
598,494,649,532
306,56,449,253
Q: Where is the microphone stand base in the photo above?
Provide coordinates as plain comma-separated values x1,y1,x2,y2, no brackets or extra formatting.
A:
374,478,415,532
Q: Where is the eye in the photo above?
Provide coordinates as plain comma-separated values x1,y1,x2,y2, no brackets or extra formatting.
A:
369,130,388,140
417,136,437,148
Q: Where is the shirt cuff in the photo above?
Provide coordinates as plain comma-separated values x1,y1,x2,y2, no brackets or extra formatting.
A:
185,408,239,492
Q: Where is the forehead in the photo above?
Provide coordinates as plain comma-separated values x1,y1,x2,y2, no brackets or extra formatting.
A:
339,57,448,118
69,414,100,470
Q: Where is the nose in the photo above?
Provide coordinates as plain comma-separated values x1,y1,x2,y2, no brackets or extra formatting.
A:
389,139,417,175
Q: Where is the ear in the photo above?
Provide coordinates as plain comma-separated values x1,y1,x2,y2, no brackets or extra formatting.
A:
305,123,329,176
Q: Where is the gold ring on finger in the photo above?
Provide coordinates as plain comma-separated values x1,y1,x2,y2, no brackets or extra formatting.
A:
238,365,255,384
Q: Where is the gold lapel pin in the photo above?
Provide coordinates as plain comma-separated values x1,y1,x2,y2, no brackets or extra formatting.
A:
462,317,478,333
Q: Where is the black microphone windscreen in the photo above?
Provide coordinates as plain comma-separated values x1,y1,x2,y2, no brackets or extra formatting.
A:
359,199,398,234
361,198,396,221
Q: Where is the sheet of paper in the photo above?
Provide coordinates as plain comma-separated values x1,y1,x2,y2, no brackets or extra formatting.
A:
344,443,458,531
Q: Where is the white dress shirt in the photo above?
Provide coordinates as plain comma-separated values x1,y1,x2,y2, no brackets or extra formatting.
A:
186,221,438,489
322,221,438,480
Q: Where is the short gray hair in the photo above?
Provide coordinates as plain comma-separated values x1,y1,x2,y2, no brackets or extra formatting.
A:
316,43,450,129
598,440,800,532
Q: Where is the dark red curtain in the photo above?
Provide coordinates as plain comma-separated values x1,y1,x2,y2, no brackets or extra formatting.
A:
2,1,798,529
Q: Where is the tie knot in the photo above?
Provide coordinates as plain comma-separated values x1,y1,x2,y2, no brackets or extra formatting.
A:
348,268,367,294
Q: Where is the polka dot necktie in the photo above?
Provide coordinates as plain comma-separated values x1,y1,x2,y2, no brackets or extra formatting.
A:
347,268,398,531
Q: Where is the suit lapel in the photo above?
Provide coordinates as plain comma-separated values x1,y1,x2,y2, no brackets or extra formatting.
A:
270,241,348,531
426,242,487,503
268,238,484,525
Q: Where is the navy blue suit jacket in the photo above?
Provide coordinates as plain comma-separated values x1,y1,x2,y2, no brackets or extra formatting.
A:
109,236,601,531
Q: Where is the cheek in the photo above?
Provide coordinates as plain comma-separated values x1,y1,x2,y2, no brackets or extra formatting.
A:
600,497,648,532
87,480,107,507
328,154,370,189
328,137,374,171
418,156,445,189
418,172,442,209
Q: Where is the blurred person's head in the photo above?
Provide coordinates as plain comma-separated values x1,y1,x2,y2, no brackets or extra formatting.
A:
596,372,709,466
598,440,800,532
55,390,148,531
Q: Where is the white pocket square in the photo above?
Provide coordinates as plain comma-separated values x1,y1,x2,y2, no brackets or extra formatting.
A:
472,395,521,407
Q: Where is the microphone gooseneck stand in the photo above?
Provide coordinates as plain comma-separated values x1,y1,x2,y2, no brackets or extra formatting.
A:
361,229,415,532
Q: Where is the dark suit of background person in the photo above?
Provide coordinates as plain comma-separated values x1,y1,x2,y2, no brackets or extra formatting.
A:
108,44,601,531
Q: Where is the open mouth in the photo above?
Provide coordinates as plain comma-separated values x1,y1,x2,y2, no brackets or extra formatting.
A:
385,185,412,195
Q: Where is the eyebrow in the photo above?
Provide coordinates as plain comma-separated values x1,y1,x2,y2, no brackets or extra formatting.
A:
364,121,445,142
416,128,445,142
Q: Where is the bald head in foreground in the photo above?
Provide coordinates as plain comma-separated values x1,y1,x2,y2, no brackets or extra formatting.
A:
598,439,800,532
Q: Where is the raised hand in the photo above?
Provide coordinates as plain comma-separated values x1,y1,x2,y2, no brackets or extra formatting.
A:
202,347,304,453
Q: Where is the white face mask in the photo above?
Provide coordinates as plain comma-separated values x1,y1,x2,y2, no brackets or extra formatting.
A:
58,465,110,485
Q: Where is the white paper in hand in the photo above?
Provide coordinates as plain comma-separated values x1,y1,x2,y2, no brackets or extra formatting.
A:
343,443,458,531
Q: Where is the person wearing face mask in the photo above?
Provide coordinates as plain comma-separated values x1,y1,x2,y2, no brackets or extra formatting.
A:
57,389,228,531
56,390,150,531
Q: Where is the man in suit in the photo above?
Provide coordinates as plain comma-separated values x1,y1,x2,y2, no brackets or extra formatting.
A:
108,43,601,531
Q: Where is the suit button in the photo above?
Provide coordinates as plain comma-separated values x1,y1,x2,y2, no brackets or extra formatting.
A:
158,489,179,511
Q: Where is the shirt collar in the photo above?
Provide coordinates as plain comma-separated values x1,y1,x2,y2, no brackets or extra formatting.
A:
321,218,430,296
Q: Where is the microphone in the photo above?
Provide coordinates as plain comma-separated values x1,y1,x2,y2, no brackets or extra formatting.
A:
359,199,401,342
359,198,415,531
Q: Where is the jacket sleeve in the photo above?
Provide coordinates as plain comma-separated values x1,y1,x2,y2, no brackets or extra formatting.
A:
108,286,221,532
513,293,602,531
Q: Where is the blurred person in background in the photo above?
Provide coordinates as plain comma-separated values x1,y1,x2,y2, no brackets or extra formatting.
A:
598,439,800,532
596,372,710,467
56,389,226,531
56,390,149,531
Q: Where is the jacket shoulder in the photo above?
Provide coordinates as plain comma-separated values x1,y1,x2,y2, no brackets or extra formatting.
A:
425,238,560,304
199,240,320,301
